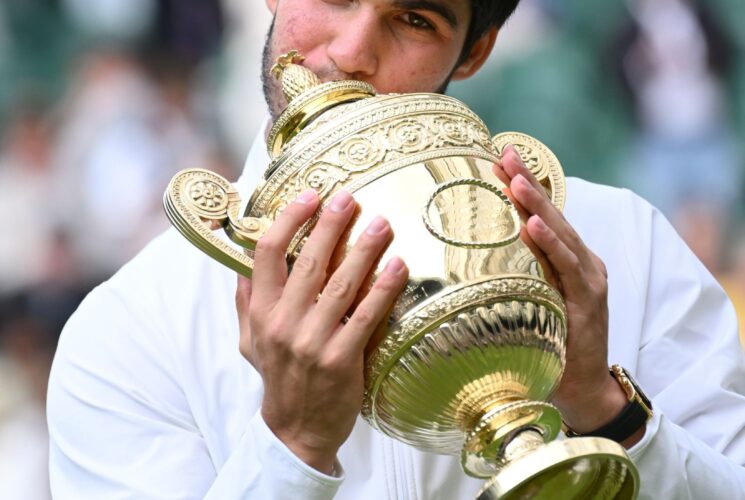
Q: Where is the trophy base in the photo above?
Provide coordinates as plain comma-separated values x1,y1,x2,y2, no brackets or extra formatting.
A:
476,437,639,500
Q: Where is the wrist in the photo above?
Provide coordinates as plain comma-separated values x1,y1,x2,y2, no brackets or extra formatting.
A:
272,431,339,475
286,444,337,476
558,372,628,434
618,423,646,449
262,417,339,475
561,366,652,449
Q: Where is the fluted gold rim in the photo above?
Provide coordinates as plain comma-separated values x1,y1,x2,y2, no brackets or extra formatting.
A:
476,437,639,500
364,276,566,418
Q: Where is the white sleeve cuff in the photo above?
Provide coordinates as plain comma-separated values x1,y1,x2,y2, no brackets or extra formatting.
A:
250,411,345,494
626,404,661,461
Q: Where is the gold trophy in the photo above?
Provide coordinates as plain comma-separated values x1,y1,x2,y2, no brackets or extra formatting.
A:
164,51,639,499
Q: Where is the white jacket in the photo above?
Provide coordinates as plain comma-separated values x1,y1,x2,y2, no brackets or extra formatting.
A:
48,132,745,499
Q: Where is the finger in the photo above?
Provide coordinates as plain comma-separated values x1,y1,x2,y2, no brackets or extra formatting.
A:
510,173,561,223
519,225,558,290
251,189,320,307
236,275,253,313
326,203,361,282
349,238,388,315
510,174,593,262
331,256,409,356
236,275,255,364
525,215,593,300
502,144,547,194
491,159,512,187
593,254,608,279
493,149,531,223
500,145,556,224
501,185,531,224
311,216,393,336
280,190,357,310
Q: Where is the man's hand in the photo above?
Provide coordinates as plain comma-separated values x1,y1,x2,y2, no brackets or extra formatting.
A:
235,189,409,474
493,146,641,446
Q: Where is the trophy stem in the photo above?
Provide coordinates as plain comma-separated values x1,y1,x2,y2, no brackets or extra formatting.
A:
461,401,562,478
501,428,545,464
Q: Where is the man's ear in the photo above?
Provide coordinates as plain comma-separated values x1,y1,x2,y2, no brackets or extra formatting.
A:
451,27,498,81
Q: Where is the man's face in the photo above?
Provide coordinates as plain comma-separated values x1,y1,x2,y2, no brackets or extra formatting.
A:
262,0,476,120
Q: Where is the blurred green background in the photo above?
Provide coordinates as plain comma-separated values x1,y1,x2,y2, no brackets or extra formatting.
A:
0,1,743,497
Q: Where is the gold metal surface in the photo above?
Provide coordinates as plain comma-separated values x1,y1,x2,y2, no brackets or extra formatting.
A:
270,50,321,101
476,437,639,499
163,51,639,499
267,54,376,159
164,168,269,277
609,364,654,419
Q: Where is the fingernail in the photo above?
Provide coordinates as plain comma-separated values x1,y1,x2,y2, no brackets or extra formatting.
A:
514,174,530,188
365,216,388,235
507,144,524,165
384,256,405,274
330,191,353,212
296,189,317,204
531,215,547,231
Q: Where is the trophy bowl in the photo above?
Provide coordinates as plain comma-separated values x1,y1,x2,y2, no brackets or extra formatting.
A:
164,51,639,499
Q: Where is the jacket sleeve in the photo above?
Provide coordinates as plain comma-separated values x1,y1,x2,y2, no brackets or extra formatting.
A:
621,196,745,499
47,285,343,499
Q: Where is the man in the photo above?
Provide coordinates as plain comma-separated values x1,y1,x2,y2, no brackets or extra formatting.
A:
47,0,745,498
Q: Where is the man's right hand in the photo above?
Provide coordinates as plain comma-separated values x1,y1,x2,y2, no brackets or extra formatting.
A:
235,189,408,475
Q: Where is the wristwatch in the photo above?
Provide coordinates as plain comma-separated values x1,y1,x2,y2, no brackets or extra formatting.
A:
565,364,653,443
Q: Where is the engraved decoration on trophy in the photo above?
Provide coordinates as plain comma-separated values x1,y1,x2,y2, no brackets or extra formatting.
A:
163,51,640,499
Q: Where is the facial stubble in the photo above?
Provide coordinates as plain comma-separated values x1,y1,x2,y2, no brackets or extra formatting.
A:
261,18,458,123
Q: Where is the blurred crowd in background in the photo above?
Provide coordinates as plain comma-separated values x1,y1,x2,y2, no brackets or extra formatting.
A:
0,0,743,498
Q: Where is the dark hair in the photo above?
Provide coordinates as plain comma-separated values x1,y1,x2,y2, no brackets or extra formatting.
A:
461,0,521,62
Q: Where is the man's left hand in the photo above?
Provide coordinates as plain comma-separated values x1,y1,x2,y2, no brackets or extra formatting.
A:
493,146,642,447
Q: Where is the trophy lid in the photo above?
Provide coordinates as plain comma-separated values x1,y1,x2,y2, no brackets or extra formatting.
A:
249,50,502,222
266,51,377,159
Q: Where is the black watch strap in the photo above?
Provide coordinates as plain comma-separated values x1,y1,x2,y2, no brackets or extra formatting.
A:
566,399,650,442
565,365,653,443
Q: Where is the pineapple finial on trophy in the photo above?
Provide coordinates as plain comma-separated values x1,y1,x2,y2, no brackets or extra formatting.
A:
264,50,377,160
271,50,322,102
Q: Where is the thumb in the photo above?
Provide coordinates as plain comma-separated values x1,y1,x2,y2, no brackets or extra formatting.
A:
236,275,255,364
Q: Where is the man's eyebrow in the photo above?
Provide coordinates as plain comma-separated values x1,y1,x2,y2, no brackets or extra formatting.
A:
394,0,460,28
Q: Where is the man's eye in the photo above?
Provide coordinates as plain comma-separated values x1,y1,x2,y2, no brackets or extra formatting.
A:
400,12,435,31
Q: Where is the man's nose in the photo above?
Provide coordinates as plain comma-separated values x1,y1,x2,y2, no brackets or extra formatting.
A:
326,8,380,79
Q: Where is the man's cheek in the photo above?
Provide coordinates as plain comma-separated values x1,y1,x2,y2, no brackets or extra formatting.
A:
280,11,325,47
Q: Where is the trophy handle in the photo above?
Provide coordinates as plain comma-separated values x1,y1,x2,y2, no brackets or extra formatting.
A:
492,132,566,212
163,168,270,278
